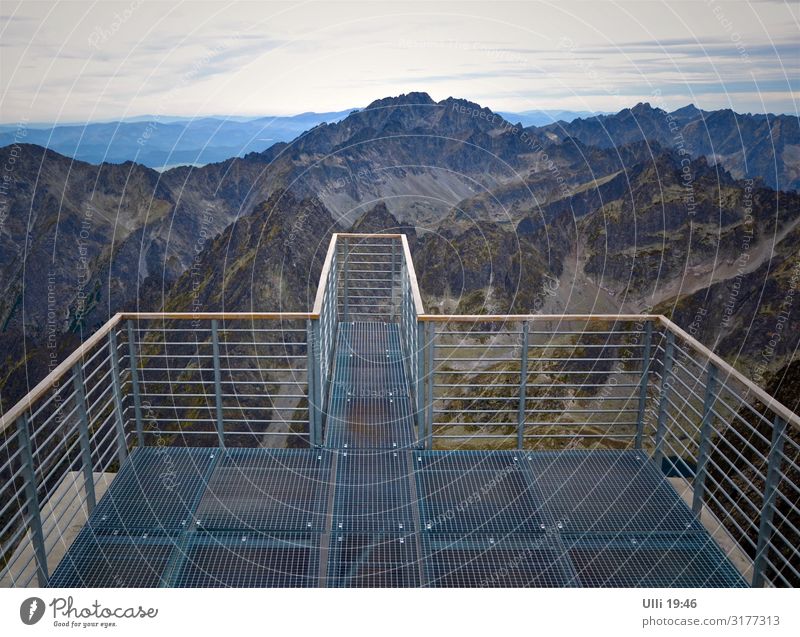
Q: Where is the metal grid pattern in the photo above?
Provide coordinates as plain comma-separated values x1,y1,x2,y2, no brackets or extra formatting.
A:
49,527,178,588
326,533,420,587
527,450,700,534
564,533,747,587
194,449,331,532
332,451,415,532
415,451,547,534
126,318,311,446
91,447,215,532
171,532,320,588
337,237,399,322
325,322,416,448
427,319,649,446
51,446,748,587
422,534,571,588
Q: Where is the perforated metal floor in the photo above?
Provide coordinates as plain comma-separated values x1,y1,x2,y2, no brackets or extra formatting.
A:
325,322,416,448
51,447,746,588
49,321,747,588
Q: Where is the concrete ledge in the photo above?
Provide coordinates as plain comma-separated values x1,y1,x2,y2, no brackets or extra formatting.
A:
669,476,754,584
1,471,115,588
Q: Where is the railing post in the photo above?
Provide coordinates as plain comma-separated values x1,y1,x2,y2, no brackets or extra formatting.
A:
309,319,323,447
343,238,350,322
752,414,788,587
517,322,529,450
126,319,145,447
17,414,48,586
692,363,718,515
391,240,397,320
425,321,435,450
635,320,652,449
71,363,96,514
416,321,426,447
211,319,225,448
653,330,674,469
306,319,316,447
108,328,128,465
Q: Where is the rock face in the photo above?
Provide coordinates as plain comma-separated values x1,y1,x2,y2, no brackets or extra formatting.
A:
0,93,798,412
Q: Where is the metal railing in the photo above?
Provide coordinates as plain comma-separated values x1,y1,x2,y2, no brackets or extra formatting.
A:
0,232,798,588
336,234,401,322
413,313,800,587
0,311,314,586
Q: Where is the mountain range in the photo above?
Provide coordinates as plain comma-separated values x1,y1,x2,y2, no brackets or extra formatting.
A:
0,92,798,416
0,107,605,170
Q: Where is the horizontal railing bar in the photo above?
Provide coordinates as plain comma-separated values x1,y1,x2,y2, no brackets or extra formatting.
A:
422,313,660,323
145,429,309,436
433,432,635,439
658,316,800,429
434,421,639,428
141,417,309,424
26,382,79,424
123,312,313,321
700,489,760,544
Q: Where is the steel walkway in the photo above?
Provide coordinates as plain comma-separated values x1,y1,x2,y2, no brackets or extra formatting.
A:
50,321,746,587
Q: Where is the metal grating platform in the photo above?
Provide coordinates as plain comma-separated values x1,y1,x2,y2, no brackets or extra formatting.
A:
50,324,747,588
52,445,748,587
415,451,547,534
171,532,320,588
194,448,331,532
91,447,216,532
564,533,747,587
49,527,178,587
527,450,701,534
325,322,416,448
333,450,416,533
422,533,572,588
326,533,420,587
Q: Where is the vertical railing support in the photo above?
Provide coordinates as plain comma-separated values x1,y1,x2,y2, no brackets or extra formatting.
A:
517,322,529,450
425,321,435,450
108,329,128,465
306,320,316,447
343,238,350,322
126,319,145,448
308,319,323,447
653,330,674,469
692,363,718,515
752,415,788,587
17,414,48,586
72,363,96,514
391,240,397,320
211,319,225,448
416,321,426,447
635,320,653,449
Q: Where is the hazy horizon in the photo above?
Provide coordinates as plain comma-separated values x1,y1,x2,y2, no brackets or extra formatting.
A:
0,94,797,129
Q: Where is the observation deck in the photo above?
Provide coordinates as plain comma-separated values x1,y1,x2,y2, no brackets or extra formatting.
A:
1,234,798,587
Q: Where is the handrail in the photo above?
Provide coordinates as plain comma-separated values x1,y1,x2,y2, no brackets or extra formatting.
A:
419,313,661,322
0,311,315,433
400,234,424,316
0,313,124,433
657,315,800,430
312,233,339,317
123,312,314,320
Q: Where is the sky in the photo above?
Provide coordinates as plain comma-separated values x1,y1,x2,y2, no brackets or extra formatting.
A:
0,0,798,124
